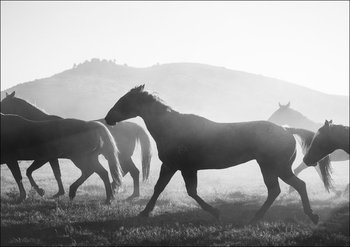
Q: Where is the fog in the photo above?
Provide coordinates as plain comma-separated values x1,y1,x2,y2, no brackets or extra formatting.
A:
1,60,349,196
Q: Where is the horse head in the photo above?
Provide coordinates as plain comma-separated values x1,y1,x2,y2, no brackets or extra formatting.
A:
303,120,333,165
105,85,146,125
268,101,293,125
5,91,15,98
1,92,47,119
278,101,290,109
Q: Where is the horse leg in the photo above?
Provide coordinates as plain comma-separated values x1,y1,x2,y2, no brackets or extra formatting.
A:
293,162,307,176
26,160,47,196
280,174,319,224
251,165,280,223
69,171,93,200
125,158,140,200
7,161,26,202
69,158,93,200
49,159,65,198
118,154,141,199
92,158,114,204
289,162,308,192
139,164,176,217
181,170,220,220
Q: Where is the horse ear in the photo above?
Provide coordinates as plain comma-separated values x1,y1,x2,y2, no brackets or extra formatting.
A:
6,91,15,98
286,101,290,108
278,102,282,108
324,120,329,127
329,120,333,124
134,85,145,92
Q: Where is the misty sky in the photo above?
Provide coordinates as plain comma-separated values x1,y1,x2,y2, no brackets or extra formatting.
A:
1,1,349,95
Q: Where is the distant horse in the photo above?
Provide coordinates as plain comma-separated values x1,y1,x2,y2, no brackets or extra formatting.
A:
268,102,349,191
1,113,122,203
105,85,319,224
303,120,349,194
1,92,151,199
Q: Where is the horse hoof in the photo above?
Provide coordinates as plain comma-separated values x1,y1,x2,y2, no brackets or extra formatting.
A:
105,199,112,205
51,192,65,199
310,214,319,225
37,188,45,197
17,195,27,203
126,194,139,201
69,194,75,201
139,210,150,218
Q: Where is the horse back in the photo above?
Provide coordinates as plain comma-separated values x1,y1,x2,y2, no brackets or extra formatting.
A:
1,117,105,162
154,116,295,169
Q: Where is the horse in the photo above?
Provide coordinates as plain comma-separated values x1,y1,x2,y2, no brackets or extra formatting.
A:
1,113,122,203
303,120,349,194
268,102,349,191
105,85,319,224
1,91,152,199
304,120,349,164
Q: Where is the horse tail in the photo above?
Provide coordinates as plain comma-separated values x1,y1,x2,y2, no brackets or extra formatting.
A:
285,127,334,191
317,155,333,192
95,122,123,187
284,127,315,151
135,125,152,181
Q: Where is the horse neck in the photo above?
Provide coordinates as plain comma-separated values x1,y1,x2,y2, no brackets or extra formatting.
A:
330,126,350,153
139,108,173,141
22,105,59,121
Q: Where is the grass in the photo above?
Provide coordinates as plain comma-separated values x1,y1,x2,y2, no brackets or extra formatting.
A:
1,156,349,246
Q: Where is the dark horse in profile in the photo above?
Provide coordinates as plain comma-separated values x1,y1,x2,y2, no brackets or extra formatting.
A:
1,113,122,203
304,120,349,195
304,120,349,165
0,92,151,199
105,85,319,224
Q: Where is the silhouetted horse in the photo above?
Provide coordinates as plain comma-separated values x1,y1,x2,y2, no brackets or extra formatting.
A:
1,92,151,199
1,113,122,203
304,120,349,164
304,120,349,195
268,102,349,190
105,85,319,224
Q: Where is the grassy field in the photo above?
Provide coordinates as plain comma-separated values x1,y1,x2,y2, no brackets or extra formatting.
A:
1,151,349,246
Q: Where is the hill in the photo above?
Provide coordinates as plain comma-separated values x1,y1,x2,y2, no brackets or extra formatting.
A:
1,58,348,125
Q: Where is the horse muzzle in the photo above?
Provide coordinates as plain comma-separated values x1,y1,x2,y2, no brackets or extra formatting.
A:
303,156,316,166
104,114,116,125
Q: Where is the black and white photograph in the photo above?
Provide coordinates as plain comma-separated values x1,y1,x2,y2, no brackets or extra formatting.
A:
1,1,349,246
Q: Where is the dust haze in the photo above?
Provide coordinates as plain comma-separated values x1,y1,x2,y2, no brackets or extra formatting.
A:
1,59,349,203
1,2,349,245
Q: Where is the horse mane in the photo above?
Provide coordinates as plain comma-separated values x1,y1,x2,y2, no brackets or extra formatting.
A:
330,123,349,131
14,96,49,115
130,86,174,113
284,107,314,123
